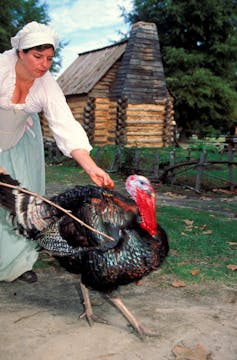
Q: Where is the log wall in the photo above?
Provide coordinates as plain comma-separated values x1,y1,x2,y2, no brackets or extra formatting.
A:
125,102,167,147
40,96,174,148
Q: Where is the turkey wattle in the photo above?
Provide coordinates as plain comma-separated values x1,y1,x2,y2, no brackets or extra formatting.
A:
0,173,169,338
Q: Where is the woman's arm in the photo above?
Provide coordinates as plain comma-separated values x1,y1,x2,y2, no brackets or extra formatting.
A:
71,148,114,189
40,74,114,189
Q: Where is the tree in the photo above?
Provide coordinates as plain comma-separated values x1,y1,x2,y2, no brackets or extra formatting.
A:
124,0,237,139
0,0,63,74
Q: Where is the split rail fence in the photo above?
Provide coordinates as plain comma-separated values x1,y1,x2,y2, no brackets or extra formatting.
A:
44,140,237,193
101,147,237,193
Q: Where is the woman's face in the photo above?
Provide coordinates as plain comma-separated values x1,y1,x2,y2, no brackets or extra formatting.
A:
18,47,54,79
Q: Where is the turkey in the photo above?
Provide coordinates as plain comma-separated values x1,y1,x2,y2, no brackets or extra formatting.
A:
0,173,169,338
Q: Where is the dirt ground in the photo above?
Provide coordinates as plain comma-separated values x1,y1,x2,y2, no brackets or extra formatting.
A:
0,270,237,360
0,183,236,360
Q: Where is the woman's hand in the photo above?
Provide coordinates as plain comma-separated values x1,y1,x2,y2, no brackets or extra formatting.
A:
71,149,114,189
87,166,114,189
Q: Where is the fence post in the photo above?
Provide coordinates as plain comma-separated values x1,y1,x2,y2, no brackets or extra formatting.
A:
109,145,123,173
186,148,191,162
195,150,206,192
228,148,234,191
153,150,160,178
95,147,102,165
169,150,176,184
134,148,140,173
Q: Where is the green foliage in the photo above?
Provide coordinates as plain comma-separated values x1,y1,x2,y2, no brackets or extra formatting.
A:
0,0,63,74
125,0,237,138
167,67,237,136
0,0,49,52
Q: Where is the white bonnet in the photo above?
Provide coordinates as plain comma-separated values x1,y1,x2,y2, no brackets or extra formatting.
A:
11,21,59,50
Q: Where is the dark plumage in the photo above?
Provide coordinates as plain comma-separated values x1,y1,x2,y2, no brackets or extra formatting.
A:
0,173,169,338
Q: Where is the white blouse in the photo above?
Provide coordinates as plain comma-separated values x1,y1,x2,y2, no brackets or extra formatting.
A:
0,49,92,156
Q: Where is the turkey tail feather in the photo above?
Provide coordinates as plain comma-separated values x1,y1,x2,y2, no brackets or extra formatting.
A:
0,174,20,213
0,174,58,232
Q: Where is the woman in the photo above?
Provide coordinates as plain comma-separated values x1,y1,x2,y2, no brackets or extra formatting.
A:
0,21,114,283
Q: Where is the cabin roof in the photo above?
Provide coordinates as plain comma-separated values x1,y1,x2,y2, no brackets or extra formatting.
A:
57,41,127,96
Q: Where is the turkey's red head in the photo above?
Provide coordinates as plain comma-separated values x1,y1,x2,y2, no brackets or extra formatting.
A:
125,175,157,237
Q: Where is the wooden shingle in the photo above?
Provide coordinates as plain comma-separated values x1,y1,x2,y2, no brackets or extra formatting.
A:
110,22,167,103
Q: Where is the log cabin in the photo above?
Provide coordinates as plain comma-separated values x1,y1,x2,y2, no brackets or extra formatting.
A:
41,21,175,148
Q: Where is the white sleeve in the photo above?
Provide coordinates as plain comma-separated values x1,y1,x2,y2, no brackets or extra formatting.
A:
41,74,92,157
0,50,18,108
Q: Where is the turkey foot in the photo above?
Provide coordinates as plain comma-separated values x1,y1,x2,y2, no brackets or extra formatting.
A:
79,310,109,326
107,296,159,340
78,281,110,326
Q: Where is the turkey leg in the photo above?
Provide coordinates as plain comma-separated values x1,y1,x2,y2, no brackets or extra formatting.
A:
106,295,159,339
77,280,109,326
77,281,158,339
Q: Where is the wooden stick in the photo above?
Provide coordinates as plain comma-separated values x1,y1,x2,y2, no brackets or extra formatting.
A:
0,181,114,242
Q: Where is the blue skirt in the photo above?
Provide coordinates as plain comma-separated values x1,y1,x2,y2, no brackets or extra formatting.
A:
0,114,45,281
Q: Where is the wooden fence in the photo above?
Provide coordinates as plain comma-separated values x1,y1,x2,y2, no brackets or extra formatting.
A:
105,146,237,193
44,140,237,193
155,149,237,193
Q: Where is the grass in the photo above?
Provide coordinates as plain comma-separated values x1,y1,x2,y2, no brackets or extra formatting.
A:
44,162,237,287
46,163,84,183
158,206,237,286
45,163,126,187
